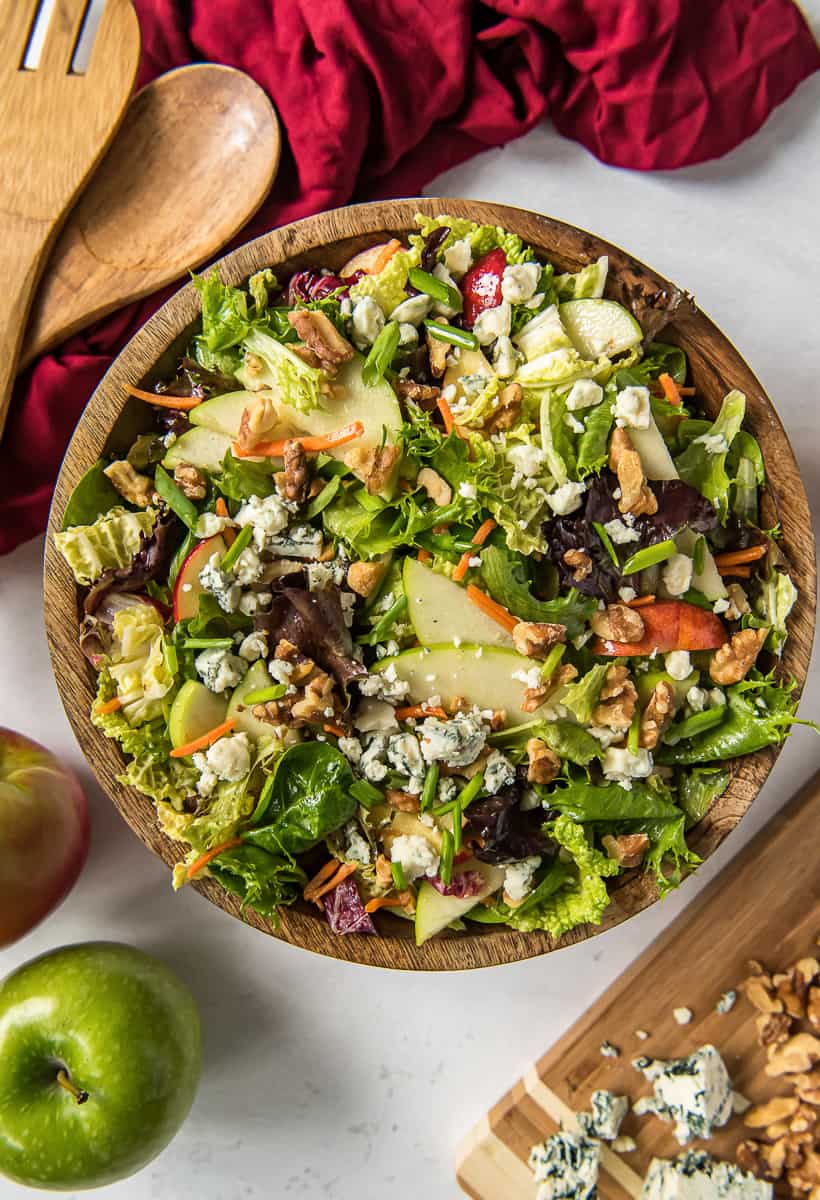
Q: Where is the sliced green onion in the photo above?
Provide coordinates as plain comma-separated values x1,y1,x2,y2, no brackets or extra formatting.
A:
163,640,178,677
154,465,199,531
420,762,440,811
431,798,458,818
391,861,407,891
408,267,462,312
358,594,408,646
350,779,384,809
306,475,340,518
592,521,619,568
452,800,463,854
621,538,677,576
243,684,287,705
424,320,478,350
693,535,706,576
540,642,566,681
456,772,484,814
181,637,234,650
669,706,726,742
627,706,641,754
439,829,454,885
220,524,253,572
362,321,400,386
352,486,386,512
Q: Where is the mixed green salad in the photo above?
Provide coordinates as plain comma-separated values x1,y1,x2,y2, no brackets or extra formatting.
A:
55,212,808,946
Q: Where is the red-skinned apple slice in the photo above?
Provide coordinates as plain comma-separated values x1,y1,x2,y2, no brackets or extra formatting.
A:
460,247,507,327
592,601,727,656
172,534,227,622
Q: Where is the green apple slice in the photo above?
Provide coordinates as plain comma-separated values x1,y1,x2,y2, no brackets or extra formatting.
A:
635,667,699,708
559,299,643,359
168,681,227,749
163,427,234,474
403,558,512,648
375,644,545,723
227,660,280,743
188,390,261,437
415,859,505,946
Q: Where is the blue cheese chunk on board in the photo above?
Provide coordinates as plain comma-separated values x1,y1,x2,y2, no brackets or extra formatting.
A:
529,1132,601,1200
641,1150,772,1200
578,1091,630,1141
632,1046,733,1145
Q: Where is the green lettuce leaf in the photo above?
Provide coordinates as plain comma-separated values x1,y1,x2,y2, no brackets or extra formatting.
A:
92,670,172,756
555,256,608,300
61,461,123,530
752,569,798,655
244,743,357,858
576,397,615,477
194,270,251,353
514,305,574,361
560,665,610,724
237,327,327,413
674,389,746,521
348,246,421,315
412,213,535,266
518,348,609,391
214,449,278,501
54,506,157,585
643,815,701,897
549,779,683,822
677,767,731,828
480,545,595,637
108,603,175,724
209,844,305,920
185,776,256,852
120,757,198,809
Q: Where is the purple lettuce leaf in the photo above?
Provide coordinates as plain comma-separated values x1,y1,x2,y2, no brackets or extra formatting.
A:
430,869,486,898
256,582,366,691
466,785,556,865
322,875,377,935
83,515,181,616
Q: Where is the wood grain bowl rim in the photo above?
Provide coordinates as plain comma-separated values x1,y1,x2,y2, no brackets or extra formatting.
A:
43,197,817,972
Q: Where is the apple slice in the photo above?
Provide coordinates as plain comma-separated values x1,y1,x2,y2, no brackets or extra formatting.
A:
340,239,401,277
163,427,233,474
559,299,643,359
593,601,726,656
375,644,545,724
403,557,512,648
188,390,261,437
168,681,227,750
227,661,280,743
172,534,227,622
415,859,505,946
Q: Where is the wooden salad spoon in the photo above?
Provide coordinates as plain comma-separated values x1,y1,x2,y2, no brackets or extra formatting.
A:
20,62,281,368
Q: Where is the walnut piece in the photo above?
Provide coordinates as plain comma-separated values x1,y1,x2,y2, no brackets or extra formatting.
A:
375,854,393,885
789,1150,820,1193
347,561,386,598
602,832,650,868
745,975,784,1014
590,603,645,643
483,382,522,434
592,664,638,730
103,460,155,507
238,389,279,451
757,1011,792,1046
385,789,420,813
345,444,401,494
416,467,453,507
428,337,448,378
275,438,310,504
522,663,577,714
526,738,560,785
709,627,769,685
725,582,751,619
563,548,593,582
795,1069,820,1105
290,669,336,723
512,621,566,659
809,986,820,1032
172,463,207,500
744,1096,800,1128
287,309,354,366
395,379,440,403
639,680,676,750
609,428,658,517
765,1033,820,1077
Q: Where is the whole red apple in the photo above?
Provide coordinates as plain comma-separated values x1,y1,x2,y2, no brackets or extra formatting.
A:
0,729,90,946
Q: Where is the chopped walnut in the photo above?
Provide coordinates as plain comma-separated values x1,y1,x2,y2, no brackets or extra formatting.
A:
789,1150,820,1193
744,1096,800,1128
602,832,650,868
103,460,156,507
809,987,820,1032
526,738,560,785
590,603,645,643
725,582,751,620
287,309,354,366
795,1069,820,1105
238,389,279,452
395,379,440,403
757,1011,793,1046
639,680,676,749
745,974,784,1014
274,638,300,661
483,382,522,434
489,709,507,732
347,560,386,598
416,466,453,507
737,1139,784,1182
784,1132,815,1171
252,701,283,723
428,337,448,379
272,438,310,505
609,428,658,517
375,854,393,885
385,789,420,813
289,670,336,724
765,1033,820,1077
563,548,593,582
592,664,638,730
344,443,401,495
172,463,207,500
289,658,317,685
710,626,769,685
791,1105,819,1134
511,621,566,659
291,343,326,371
522,663,577,714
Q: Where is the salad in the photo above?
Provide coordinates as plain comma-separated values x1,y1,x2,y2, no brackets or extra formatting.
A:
55,212,808,947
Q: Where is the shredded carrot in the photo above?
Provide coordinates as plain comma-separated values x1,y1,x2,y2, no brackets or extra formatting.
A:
625,594,657,609
303,858,342,900
233,421,364,459
215,498,229,518
437,394,455,435
718,564,752,578
453,550,473,582
308,862,357,905
466,584,518,634
369,239,402,275
323,723,346,737
395,704,449,720
125,384,201,411
432,524,450,535
94,697,122,716
213,497,236,545
417,548,432,564
170,717,237,758
714,545,767,567
364,896,407,914
186,837,242,880
472,518,496,547
658,373,683,406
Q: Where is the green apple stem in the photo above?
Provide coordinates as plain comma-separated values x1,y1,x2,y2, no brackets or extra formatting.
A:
56,1069,89,1105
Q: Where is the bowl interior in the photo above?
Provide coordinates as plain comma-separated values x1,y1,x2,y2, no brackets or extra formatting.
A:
43,198,817,970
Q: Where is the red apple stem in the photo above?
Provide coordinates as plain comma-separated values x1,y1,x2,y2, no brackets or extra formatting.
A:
56,1069,89,1105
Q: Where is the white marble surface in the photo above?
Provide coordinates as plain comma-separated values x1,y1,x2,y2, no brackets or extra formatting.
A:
1,63,819,1200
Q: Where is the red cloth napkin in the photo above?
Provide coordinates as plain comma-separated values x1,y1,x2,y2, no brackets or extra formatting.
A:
4,0,818,556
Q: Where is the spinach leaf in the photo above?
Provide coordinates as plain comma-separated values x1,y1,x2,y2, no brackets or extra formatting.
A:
61,461,123,530
185,595,251,640
209,844,305,920
244,743,357,858
549,779,683,822
215,450,278,501
677,767,731,828
480,544,595,636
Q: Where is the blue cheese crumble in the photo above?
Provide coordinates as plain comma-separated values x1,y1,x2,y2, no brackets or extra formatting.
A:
528,1132,600,1200
483,748,516,793
417,712,487,767
577,1090,629,1141
389,834,439,882
198,553,242,613
632,1045,733,1145
716,990,737,1014
195,647,247,694
641,1150,772,1200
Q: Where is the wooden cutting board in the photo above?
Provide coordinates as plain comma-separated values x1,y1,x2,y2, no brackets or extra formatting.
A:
456,769,820,1199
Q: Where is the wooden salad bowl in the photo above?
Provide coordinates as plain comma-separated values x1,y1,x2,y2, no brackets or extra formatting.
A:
44,198,817,971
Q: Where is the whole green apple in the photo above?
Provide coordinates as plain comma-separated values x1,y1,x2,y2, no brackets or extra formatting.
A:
0,942,202,1190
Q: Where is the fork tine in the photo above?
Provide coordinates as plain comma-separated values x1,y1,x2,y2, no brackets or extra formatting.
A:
83,0,138,78
39,0,91,73
0,0,44,70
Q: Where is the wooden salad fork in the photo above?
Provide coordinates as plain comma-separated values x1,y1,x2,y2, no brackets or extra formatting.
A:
0,0,140,441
